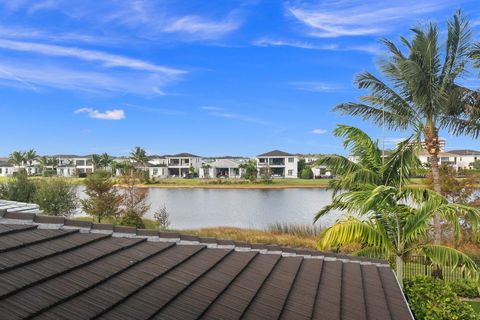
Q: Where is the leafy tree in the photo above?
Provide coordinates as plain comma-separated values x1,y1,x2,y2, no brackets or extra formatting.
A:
333,12,480,250
300,167,313,179
0,169,36,202
317,185,480,285
130,146,148,167
80,171,121,223
8,151,25,167
118,172,150,228
34,178,77,216
24,149,37,167
201,163,211,179
297,159,306,177
90,154,102,170
470,159,480,170
239,160,258,182
100,153,114,170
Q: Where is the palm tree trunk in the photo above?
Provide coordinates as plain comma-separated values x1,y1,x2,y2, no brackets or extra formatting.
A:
395,255,404,289
425,125,443,278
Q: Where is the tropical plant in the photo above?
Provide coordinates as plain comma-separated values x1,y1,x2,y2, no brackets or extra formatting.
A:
24,149,37,167
316,185,480,285
0,169,36,202
34,178,77,216
201,163,211,179
8,151,25,167
90,154,102,169
317,125,421,196
100,153,113,170
130,146,149,167
333,11,480,249
239,160,258,181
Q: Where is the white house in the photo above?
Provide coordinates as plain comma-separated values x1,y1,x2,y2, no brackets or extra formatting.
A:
0,161,13,177
448,149,480,169
56,165,76,178
166,153,202,177
199,158,245,179
55,155,95,176
417,150,458,168
256,150,298,179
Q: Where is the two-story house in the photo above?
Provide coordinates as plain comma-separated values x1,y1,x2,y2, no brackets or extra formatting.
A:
166,153,202,177
256,150,298,178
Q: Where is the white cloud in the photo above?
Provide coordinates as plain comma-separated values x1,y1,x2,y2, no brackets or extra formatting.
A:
201,106,269,125
163,15,241,40
312,128,327,134
290,81,339,92
75,108,125,120
252,38,338,50
0,39,185,75
287,0,449,38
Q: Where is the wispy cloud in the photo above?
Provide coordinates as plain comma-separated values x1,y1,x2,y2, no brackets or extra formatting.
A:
201,106,269,125
162,14,241,40
290,81,340,92
0,39,185,75
287,0,450,38
253,38,338,50
75,108,125,120
312,128,327,134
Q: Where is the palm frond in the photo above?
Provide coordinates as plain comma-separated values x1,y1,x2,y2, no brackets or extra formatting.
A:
421,245,480,279
333,103,410,130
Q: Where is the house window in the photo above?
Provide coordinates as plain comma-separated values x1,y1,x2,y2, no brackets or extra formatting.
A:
0,168,2,174
76,160,85,166
288,170,293,176
153,169,158,175
288,157,294,163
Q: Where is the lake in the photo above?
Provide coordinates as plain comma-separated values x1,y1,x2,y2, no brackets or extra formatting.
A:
75,187,341,230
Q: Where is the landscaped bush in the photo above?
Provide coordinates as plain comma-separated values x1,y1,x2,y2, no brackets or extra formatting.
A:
449,279,480,299
404,276,479,320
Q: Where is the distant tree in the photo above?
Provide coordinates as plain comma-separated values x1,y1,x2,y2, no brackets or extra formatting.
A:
300,167,313,179
24,149,38,167
130,146,148,167
188,165,196,178
239,160,258,182
118,172,150,228
34,178,77,216
100,153,114,170
0,169,36,202
80,171,121,223
469,160,480,170
90,154,102,169
297,159,306,177
37,156,49,174
201,163,211,179
154,205,171,230
8,151,25,167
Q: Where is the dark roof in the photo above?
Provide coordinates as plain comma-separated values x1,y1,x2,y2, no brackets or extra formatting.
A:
257,150,294,157
448,149,480,156
0,161,13,167
167,153,201,158
0,212,413,320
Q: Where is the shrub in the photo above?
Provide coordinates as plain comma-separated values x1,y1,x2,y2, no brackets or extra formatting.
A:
404,276,479,320
119,210,145,229
154,205,170,230
449,279,480,299
34,178,77,216
300,167,313,179
0,169,36,202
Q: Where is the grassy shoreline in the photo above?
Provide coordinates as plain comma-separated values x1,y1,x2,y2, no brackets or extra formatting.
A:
0,176,429,189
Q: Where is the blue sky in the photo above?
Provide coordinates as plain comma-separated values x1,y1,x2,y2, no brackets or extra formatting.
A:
1,0,480,157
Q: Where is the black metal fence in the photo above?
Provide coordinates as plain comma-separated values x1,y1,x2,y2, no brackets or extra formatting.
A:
401,255,480,282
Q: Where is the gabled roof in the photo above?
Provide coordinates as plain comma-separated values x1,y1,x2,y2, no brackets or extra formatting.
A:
167,153,201,158
417,150,458,157
0,210,413,320
448,149,480,156
257,150,294,157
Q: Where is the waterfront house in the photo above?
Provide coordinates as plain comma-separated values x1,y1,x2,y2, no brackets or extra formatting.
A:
417,150,459,169
448,149,480,169
0,160,13,177
256,150,298,178
165,153,202,177
199,158,245,179
56,164,76,178
54,155,95,176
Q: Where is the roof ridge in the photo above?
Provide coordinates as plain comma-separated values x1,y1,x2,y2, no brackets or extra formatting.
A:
0,209,389,266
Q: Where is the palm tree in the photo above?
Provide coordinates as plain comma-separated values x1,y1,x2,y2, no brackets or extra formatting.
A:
8,151,25,168
130,147,148,167
24,149,37,167
100,153,114,170
38,156,49,173
91,154,102,170
317,185,480,286
333,12,480,248
317,125,421,196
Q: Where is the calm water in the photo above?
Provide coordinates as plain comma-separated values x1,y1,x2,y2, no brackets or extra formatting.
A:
75,187,341,230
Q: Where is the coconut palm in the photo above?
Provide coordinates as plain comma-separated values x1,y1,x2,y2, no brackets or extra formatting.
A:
317,185,480,286
90,154,102,170
24,149,37,167
8,151,25,167
317,125,421,196
130,147,148,167
333,11,480,247
100,153,114,170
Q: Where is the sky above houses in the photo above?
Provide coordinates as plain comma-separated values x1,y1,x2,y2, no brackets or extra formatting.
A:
1,0,480,157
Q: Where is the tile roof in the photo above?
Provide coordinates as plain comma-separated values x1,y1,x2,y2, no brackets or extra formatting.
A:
448,149,480,156
0,211,413,320
257,150,294,157
167,153,201,158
